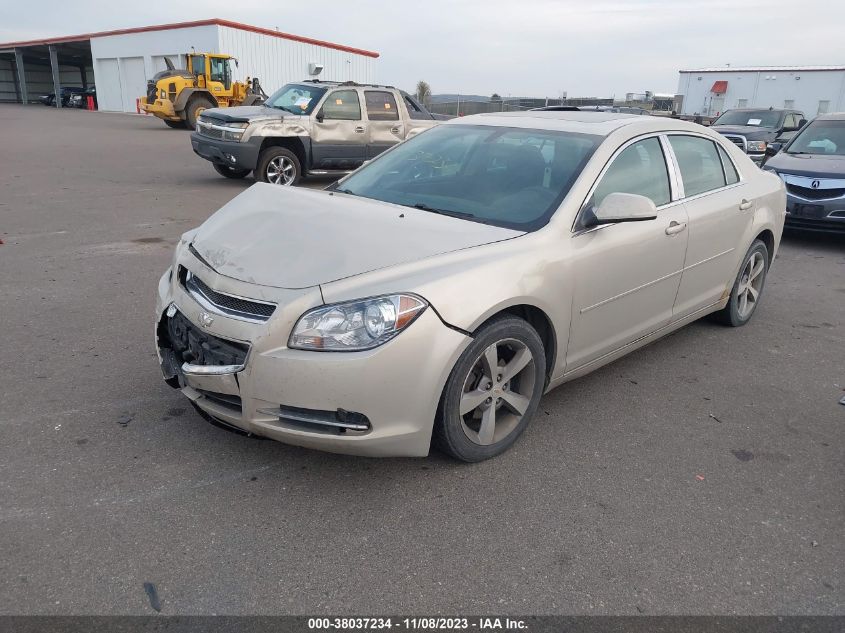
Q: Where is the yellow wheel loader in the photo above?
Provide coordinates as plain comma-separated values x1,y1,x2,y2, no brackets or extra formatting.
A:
139,53,267,130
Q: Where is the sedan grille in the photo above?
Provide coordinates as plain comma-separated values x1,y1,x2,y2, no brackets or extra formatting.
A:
164,310,249,368
786,183,845,201
180,267,276,322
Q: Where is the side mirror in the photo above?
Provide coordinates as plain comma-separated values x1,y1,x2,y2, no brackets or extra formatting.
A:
798,118,807,127
766,142,782,157
583,192,658,228
315,110,324,123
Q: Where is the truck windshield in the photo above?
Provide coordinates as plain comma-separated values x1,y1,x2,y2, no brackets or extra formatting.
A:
332,124,601,231
713,110,781,128
786,120,845,156
266,84,327,115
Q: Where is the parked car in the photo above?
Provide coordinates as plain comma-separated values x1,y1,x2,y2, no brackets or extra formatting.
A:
67,86,97,109
763,112,845,233
157,111,785,461
710,108,806,164
190,80,439,185
38,86,85,107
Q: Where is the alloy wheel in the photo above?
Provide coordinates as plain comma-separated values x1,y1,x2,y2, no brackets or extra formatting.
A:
459,338,536,445
737,251,765,320
266,156,296,185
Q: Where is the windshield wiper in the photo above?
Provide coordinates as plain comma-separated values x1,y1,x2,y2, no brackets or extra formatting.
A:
334,187,357,196
785,151,813,155
411,203,476,220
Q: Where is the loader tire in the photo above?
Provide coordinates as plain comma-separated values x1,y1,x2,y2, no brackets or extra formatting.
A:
185,97,215,130
164,120,187,129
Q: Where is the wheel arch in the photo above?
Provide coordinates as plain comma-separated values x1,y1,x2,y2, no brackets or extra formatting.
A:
754,228,775,264
258,136,309,172
473,304,557,386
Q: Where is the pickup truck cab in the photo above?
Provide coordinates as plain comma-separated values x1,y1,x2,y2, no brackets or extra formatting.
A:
710,108,806,164
191,80,439,185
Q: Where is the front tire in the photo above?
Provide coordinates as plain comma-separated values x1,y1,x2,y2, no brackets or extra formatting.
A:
164,119,187,129
712,239,769,327
434,316,546,462
213,163,251,179
256,147,301,186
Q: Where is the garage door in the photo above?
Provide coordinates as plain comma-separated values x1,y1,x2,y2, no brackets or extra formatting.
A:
95,58,122,112
119,56,147,112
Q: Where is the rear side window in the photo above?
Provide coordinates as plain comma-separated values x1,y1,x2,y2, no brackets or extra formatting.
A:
669,135,726,197
322,90,361,120
591,137,671,208
365,91,399,121
717,145,739,184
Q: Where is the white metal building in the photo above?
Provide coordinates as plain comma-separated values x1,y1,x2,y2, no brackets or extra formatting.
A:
676,66,845,118
0,19,379,111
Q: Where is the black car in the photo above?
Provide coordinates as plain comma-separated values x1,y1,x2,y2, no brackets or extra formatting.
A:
763,113,845,233
711,108,806,164
67,86,97,109
38,86,85,107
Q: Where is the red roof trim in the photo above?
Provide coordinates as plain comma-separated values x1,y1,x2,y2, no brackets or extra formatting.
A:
0,18,380,58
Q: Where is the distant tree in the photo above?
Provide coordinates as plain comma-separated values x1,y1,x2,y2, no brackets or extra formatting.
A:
491,93,502,101
416,80,432,105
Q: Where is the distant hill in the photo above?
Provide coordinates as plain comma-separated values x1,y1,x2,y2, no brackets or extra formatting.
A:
429,94,491,104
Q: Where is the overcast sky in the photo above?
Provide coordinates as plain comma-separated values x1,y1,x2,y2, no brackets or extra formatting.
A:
3,0,843,97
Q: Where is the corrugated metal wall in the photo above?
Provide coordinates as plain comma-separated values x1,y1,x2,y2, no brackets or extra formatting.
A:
0,59,94,103
217,26,376,93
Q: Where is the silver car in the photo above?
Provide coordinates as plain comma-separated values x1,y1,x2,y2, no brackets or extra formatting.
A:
156,111,786,462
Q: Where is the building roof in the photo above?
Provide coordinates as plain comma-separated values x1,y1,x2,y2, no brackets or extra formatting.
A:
0,18,380,58
680,65,844,73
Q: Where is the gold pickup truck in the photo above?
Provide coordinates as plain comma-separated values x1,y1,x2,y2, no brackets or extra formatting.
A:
189,80,440,185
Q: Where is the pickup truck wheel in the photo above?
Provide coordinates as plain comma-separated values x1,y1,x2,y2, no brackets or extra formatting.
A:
164,120,187,129
213,163,251,179
256,147,301,186
185,97,215,130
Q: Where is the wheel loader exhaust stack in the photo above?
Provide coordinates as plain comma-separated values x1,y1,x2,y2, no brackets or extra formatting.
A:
139,53,268,129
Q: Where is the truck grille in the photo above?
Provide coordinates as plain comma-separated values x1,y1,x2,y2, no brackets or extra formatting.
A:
196,118,225,139
180,266,276,322
721,134,747,152
786,183,845,201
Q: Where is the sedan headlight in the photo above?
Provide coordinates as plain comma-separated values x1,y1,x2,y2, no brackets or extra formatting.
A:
289,294,427,351
746,140,767,153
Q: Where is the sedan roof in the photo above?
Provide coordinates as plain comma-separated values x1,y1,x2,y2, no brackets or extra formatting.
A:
443,110,705,137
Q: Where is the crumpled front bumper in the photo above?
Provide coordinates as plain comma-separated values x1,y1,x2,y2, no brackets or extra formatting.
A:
155,251,471,457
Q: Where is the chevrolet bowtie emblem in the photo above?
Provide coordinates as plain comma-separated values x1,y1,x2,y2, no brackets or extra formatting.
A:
198,311,214,328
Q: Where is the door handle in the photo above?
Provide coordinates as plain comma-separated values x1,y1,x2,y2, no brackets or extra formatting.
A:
390,126,401,134
354,126,366,133
739,199,753,210
665,221,687,236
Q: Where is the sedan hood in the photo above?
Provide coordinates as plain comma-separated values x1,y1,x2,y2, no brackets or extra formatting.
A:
191,183,523,289
712,125,776,139
765,152,845,179
202,106,283,123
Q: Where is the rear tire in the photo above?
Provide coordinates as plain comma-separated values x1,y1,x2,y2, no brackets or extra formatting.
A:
185,97,215,130
256,147,301,186
433,316,546,462
711,239,769,327
164,119,187,129
213,163,251,179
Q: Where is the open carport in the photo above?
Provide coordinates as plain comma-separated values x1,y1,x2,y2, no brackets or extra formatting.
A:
0,36,94,106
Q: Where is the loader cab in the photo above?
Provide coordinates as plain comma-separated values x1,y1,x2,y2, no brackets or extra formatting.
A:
208,55,234,91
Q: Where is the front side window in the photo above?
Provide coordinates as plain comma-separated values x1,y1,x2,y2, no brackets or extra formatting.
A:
321,90,361,120
786,119,845,156
266,84,327,116
669,135,726,197
591,137,671,209
365,91,399,121
333,125,601,230
209,58,230,88
403,94,432,120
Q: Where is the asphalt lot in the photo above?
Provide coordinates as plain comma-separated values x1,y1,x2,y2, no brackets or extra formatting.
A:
0,104,842,615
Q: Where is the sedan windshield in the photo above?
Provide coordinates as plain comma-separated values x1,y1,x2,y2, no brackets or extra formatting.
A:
713,110,781,128
786,120,845,156
266,84,326,115
333,125,601,230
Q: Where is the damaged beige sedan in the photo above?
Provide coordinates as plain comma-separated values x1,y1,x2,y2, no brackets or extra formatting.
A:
156,111,785,461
